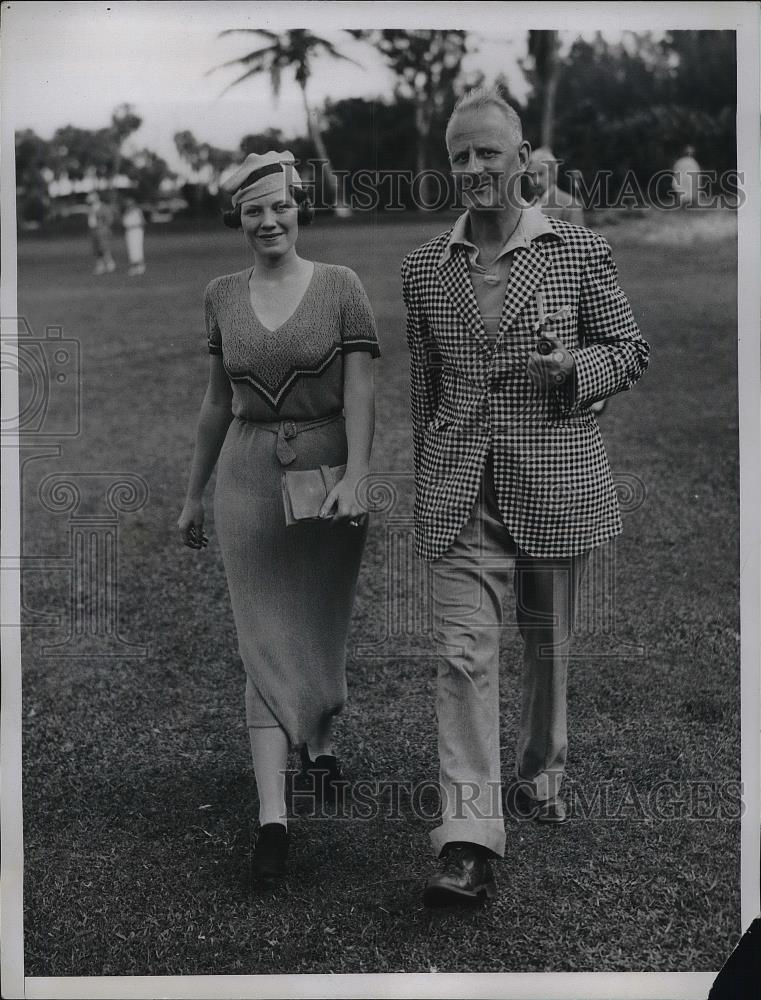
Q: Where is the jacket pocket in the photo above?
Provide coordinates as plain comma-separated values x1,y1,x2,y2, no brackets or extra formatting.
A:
427,400,462,433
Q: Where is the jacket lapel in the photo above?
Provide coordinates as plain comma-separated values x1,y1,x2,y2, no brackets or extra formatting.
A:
436,250,490,351
497,241,549,343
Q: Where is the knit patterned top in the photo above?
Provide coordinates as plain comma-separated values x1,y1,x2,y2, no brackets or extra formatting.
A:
205,262,380,422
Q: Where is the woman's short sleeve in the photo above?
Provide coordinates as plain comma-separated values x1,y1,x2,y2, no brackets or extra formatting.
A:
340,268,380,358
204,282,223,355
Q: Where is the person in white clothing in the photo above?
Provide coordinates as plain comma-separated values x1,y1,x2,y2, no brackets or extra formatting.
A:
122,197,146,276
672,145,701,208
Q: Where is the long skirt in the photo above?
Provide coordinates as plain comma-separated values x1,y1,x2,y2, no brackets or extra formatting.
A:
213,413,367,747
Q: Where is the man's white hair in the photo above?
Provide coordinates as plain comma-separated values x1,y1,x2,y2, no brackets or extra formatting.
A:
445,86,524,148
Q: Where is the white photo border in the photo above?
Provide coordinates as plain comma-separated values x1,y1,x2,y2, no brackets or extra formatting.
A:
1,2,758,998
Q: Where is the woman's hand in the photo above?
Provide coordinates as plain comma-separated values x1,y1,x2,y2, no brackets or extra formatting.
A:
178,499,208,549
319,471,368,527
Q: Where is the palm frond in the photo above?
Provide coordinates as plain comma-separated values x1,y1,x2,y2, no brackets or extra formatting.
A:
216,66,272,98
218,28,278,40
205,47,274,76
315,40,364,70
208,27,362,105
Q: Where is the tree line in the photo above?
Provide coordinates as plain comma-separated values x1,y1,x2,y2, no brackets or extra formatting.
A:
15,29,736,224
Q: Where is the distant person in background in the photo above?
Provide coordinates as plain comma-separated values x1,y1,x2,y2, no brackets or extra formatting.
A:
87,192,116,275
672,145,701,208
526,146,585,226
527,148,608,414
122,197,146,276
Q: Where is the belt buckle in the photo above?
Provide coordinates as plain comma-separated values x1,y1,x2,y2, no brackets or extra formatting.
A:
283,420,297,439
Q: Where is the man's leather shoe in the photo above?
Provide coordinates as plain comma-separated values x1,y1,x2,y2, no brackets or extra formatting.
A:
423,842,497,907
510,784,568,824
251,823,289,886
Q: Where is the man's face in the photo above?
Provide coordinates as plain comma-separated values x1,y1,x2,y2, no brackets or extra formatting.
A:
446,105,529,212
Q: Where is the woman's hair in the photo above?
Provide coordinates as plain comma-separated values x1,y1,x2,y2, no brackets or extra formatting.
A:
222,185,314,229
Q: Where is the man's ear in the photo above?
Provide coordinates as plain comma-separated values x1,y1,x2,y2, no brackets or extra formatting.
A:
518,140,532,173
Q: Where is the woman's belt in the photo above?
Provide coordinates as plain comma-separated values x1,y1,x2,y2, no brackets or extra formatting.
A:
246,412,343,466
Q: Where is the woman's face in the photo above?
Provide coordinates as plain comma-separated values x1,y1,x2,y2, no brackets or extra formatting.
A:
240,190,299,258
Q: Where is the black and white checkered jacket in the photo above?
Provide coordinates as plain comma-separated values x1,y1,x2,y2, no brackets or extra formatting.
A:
401,215,650,561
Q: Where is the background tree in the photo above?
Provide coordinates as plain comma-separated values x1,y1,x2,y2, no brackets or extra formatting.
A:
525,31,561,149
525,30,737,203
208,29,361,213
15,106,175,225
238,128,290,156
47,125,122,181
350,29,469,207
43,105,143,184
126,149,175,202
174,130,236,212
15,129,50,225
14,31,737,225
108,103,143,181
174,130,236,184
321,97,419,210
110,103,143,148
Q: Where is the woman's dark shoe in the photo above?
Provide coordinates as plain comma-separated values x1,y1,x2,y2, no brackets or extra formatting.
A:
295,747,350,814
423,842,497,907
251,823,289,886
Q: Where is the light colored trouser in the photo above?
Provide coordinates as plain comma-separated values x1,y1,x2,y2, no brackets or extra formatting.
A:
429,460,590,858
125,227,144,265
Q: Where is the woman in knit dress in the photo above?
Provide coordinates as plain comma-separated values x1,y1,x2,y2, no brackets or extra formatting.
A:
177,151,379,887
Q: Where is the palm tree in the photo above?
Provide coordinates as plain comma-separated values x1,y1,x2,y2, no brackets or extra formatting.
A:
208,29,361,215
528,30,562,149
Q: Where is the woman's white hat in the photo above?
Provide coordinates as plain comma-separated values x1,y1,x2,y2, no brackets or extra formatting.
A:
222,151,302,208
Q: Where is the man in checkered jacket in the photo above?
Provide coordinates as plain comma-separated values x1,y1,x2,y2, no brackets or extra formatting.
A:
402,87,650,907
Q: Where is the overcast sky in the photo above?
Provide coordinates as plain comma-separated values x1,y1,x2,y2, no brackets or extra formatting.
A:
4,2,530,173
3,2,738,176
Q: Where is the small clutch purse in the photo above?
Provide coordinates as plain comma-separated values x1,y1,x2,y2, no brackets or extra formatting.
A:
281,464,346,526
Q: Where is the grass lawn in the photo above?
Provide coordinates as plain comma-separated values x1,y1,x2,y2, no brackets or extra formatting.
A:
16,210,741,976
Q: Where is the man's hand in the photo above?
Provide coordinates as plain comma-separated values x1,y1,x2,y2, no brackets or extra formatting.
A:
527,336,576,392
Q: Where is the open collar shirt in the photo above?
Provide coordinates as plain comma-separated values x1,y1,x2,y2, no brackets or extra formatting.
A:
439,203,559,340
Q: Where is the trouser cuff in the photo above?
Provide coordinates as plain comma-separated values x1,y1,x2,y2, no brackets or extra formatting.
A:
430,820,506,859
